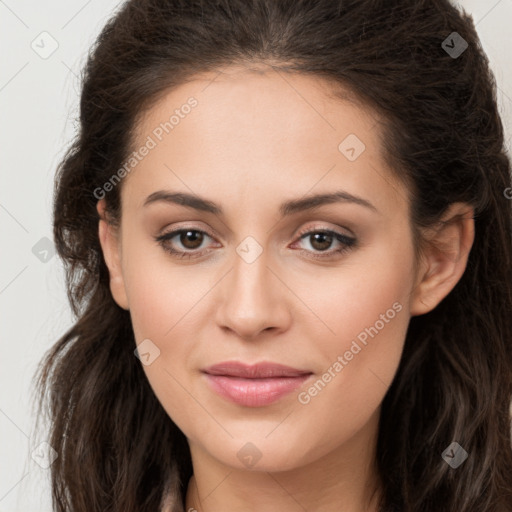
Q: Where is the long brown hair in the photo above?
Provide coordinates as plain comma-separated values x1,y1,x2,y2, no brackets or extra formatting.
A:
34,0,512,510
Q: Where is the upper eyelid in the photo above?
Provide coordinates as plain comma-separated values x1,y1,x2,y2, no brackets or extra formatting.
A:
157,222,217,240
295,224,355,240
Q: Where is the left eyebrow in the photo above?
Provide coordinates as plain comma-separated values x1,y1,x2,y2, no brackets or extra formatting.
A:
143,189,379,216
279,191,378,216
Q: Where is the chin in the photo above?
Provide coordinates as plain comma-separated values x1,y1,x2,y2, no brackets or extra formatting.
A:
201,432,323,473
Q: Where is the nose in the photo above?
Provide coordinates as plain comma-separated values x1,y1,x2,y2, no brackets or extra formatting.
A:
214,247,292,341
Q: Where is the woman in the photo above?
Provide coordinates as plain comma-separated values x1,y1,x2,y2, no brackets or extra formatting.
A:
35,0,512,510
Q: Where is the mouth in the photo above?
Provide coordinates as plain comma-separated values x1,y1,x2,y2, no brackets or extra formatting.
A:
202,361,313,407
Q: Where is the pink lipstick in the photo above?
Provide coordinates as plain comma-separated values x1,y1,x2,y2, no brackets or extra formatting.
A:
202,361,313,407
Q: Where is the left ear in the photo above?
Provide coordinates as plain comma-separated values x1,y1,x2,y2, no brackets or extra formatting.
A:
410,202,475,316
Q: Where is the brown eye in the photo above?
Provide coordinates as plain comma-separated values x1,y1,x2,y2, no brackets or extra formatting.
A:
179,230,204,250
292,228,357,260
308,232,334,251
155,227,218,260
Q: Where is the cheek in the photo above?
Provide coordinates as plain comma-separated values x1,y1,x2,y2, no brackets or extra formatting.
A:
292,234,414,346
122,233,207,342
123,249,210,433
292,239,414,436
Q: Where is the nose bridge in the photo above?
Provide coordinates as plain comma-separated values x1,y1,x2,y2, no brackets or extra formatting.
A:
229,238,275,311
214,236,290,338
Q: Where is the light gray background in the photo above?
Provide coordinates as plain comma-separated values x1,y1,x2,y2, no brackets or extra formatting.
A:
1,1,511,511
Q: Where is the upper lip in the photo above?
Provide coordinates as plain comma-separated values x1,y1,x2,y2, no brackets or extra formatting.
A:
202,361,312,378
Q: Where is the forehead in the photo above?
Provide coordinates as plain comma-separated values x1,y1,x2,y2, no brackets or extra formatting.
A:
124,64,407,217
135,63,379,156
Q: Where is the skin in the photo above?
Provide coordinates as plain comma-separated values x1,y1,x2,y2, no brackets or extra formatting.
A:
97,62,474,511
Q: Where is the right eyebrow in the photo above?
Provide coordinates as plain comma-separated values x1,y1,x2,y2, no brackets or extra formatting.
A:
143,191,221,214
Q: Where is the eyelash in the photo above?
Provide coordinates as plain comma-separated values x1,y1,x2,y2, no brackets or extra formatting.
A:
154,226,357,261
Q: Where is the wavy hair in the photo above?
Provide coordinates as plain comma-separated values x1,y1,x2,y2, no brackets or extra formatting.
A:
34,0,512,510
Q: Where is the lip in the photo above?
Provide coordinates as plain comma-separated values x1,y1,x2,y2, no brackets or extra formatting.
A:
202,361,313,407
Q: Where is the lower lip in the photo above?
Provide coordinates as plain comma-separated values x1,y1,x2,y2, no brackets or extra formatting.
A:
204,373,312,407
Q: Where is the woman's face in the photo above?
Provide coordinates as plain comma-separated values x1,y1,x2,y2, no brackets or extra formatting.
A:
100,64,419,473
